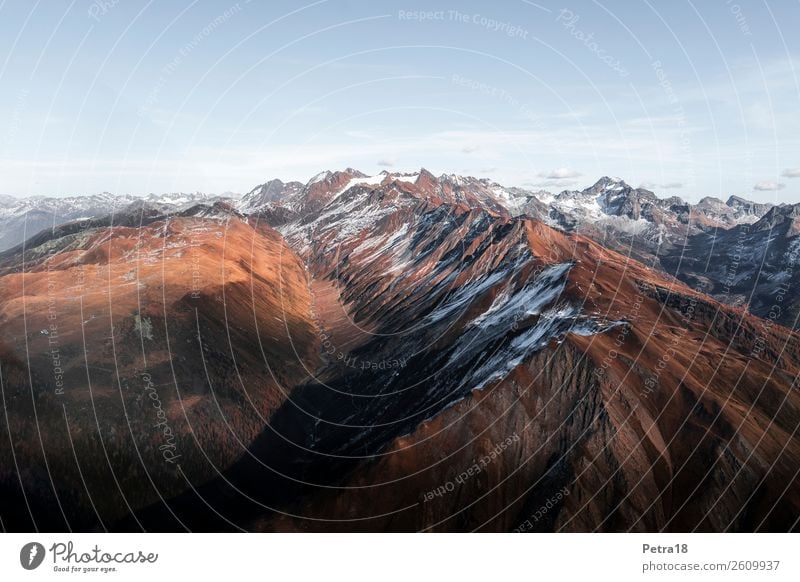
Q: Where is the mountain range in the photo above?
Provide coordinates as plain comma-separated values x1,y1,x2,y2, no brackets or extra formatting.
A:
0,168,798,532
236,168,799,330
0,191,233,254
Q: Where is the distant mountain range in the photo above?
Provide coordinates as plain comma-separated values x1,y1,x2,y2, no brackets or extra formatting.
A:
236,168,799,329
0,191,234,253
2,167,799,532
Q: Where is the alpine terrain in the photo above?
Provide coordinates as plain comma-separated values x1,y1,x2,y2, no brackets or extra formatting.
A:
1,169,798,532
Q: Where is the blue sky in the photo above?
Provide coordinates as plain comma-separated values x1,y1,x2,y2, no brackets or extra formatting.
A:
1,0,799,202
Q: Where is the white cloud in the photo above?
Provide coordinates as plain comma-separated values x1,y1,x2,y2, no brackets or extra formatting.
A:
537,167,582,179
527,179,579,190
753,180,785,191
782,168,800,178
639,181,683,190
377,159,395,167
461,144,480,153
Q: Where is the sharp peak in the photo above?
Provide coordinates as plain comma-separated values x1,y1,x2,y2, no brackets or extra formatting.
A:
299,167,497,186
438,170,490,182
310,167,366,178
378,167,427,175
181,200,241,217
342,167,367,176
726,194,756,206
591,175,630,188
246,178,284,194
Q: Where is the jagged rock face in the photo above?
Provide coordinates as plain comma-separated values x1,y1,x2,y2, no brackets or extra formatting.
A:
241,168,521,228
543,177,772,232
693,196,760,227
480,175,799,332
660,203,800,327
237,179,303,213
756,204,800,233
0,210,319,530
727,195,774,219
239,168,376,216
543,178,765,257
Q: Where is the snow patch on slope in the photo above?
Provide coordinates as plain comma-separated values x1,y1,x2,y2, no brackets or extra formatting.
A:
434,260,625,391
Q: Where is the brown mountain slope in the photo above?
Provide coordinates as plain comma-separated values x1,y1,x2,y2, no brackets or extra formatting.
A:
253,217,800,532
0,209,320,530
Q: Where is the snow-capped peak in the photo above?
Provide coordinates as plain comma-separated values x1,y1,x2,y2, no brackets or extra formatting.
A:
308,170,332,185
589,176,630,193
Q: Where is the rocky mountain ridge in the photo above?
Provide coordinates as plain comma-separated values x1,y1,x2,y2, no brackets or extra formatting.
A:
2,169,799,532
